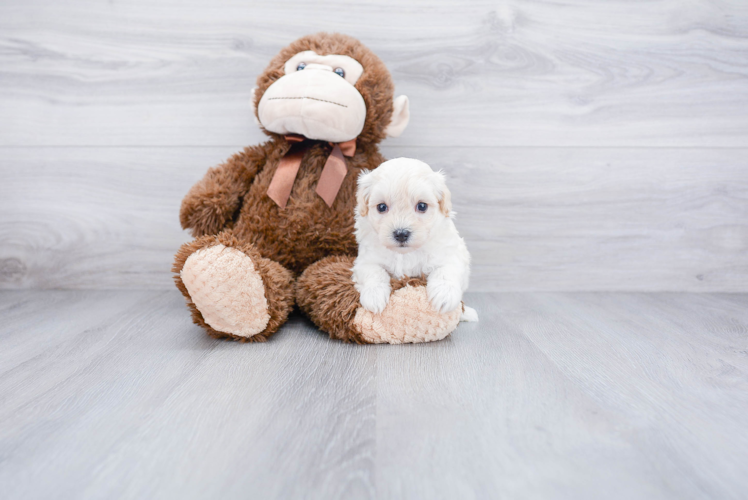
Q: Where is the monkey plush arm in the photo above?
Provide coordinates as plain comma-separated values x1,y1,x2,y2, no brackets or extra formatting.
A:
179,147,266,237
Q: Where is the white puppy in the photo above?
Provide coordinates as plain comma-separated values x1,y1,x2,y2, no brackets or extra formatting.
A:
352,158,478,322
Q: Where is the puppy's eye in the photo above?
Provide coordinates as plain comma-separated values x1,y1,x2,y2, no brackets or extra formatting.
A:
416,202,428,213
297,62,307,71
376,203,388,213
334,67,345,78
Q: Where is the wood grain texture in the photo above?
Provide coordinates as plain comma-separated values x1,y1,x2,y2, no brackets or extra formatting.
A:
1,0,747,148
0,290,377,499
1,146,746,291
375,292,748,499
1,0,747,291
1,290,747,499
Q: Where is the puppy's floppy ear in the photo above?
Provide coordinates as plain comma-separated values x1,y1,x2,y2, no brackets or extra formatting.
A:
439,187,453,217
432,170,453,217
356,169,374,217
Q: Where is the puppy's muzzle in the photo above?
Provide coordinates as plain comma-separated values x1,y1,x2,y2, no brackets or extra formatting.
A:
393,228,411,243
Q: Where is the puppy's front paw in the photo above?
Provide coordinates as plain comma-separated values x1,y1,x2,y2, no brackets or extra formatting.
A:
359,284,391,314
427,280,462,313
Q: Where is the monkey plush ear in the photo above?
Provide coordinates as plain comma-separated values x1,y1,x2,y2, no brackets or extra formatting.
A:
356,169,374,217
384,95,410,137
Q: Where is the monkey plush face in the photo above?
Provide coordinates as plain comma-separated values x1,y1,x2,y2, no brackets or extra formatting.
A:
258,50,367,142
252,33,409,146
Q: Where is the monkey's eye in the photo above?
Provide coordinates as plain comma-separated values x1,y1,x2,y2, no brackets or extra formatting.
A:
334,67,345,78
416,202,428,213
296,62,307,71
376,203,388,213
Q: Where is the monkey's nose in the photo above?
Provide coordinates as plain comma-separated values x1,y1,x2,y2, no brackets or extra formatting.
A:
393,229,411,243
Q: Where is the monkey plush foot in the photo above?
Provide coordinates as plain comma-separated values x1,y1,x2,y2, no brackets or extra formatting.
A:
296,256,460,344
352,282,461,344
182,245,270,337
173,232,294,342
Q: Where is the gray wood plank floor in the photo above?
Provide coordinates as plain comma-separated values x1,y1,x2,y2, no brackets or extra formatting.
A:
2,290,746,500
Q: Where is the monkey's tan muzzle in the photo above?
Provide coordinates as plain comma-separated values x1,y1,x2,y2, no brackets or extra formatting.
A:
258,70,366,143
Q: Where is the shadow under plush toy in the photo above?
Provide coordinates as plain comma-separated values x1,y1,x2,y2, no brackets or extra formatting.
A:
173,32,462,343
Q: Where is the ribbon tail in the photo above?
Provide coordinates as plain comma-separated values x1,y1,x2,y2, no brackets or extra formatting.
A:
267,147,304,209
316,144,349,208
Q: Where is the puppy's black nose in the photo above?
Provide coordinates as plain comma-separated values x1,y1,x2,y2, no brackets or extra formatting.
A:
393,229,411,243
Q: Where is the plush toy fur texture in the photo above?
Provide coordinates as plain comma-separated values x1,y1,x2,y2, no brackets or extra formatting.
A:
182,245,271,336
173,32,460,343
254,34,395,147
353,285,461,344
296,256,457,344
174,231,294,342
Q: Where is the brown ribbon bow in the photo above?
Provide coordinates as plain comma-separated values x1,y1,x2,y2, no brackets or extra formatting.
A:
267,135,356,209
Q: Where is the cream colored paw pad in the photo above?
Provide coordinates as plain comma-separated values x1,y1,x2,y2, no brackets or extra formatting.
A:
181,244,270,337
353,285,461,344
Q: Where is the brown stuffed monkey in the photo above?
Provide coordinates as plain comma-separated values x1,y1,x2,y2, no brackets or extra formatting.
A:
173,33,461,343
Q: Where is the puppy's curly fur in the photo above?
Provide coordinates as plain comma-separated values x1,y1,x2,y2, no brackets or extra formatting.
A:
352,158,476,320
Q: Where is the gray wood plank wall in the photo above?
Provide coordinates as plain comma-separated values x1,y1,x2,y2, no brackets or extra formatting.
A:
1,0,747,291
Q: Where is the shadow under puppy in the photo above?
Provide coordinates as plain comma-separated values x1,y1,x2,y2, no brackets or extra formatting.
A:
352,158,478,322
